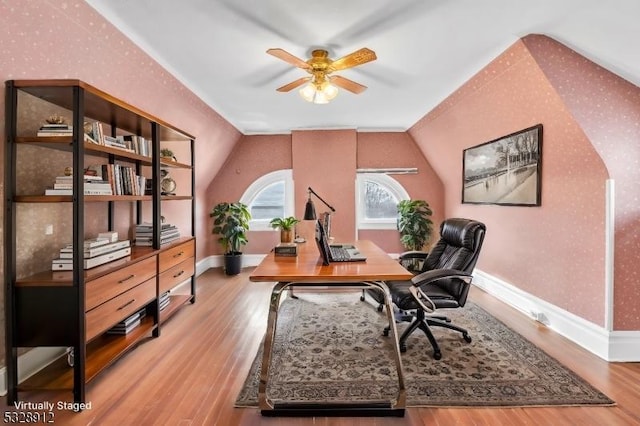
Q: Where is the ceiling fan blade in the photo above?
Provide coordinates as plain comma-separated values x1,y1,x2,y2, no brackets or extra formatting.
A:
276,77,311,92
329,48,377,71
267,48,311,70
331,75,368,94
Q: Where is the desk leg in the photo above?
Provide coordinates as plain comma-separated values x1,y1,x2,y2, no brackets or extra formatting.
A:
258,281,289,411
259,281,405,416
366,281,406,411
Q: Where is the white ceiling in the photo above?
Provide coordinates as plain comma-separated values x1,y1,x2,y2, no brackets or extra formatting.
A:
86,0,640,135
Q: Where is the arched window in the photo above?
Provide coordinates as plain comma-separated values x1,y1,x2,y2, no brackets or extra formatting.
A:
240,170,294,231
356,173,410,230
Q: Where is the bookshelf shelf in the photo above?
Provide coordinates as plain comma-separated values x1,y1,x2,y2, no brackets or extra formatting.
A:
4,80,196,406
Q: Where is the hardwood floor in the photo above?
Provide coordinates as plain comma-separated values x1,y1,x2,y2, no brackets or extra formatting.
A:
2,267,639,425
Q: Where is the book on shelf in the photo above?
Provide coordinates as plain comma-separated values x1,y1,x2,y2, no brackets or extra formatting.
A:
37,124,73,137
159,292,171,311
100,164,145,196
51,245,131,270
45,175,114,196
107,308,146,335
106,318,141,335
45,188,113,196
98,231,118,242
83,246,131,269
134,222,180,246
59,239,131,259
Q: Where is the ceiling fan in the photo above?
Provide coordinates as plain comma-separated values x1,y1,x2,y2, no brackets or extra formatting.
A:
266,47,377,103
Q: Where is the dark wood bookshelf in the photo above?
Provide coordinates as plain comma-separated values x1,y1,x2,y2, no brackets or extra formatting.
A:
18,315,156,391
5,80,197,405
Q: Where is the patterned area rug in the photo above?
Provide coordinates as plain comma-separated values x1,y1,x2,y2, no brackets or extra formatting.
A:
236,292,614,407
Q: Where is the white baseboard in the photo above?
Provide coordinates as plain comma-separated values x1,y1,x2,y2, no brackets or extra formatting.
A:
473,269,640,362
0,347,68,397
202,254,266,270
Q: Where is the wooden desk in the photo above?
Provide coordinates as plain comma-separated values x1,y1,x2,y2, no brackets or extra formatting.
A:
250,240,413,417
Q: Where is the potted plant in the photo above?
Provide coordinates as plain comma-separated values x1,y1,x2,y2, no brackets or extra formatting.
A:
397,199,434,251
160,148,176,161
210,202,251,275
269,216,300,243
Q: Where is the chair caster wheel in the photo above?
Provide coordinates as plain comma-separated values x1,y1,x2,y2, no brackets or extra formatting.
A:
433,351,442,360
377,304,383,312
400,345,407,353
360,295,365,301
382,327,390,337
463,334,472,343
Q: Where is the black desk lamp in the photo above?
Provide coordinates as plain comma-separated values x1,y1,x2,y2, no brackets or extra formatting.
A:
304,187,336,239
303,187,335,220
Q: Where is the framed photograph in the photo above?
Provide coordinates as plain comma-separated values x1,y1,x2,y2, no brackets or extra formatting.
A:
462,124,542,206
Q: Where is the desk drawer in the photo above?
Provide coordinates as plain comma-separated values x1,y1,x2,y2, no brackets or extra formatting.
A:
86,256,157,312
159,239,194,273
159,257,195,294
86,277,156,342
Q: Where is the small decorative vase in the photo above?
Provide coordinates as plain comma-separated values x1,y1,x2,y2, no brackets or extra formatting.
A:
280,229,294,243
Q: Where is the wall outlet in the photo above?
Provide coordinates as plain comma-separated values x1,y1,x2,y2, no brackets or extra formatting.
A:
530,310,549,325
45,224,53,235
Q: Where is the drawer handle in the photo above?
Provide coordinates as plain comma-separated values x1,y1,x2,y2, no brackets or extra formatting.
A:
173,270,185,279
117,299,136,311
173,251,184,258
118,274,135,284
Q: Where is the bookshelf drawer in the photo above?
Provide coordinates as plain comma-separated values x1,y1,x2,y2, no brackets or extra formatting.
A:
86,256,157,312
86,277,156,342
159,257,195,294
159,239,194,273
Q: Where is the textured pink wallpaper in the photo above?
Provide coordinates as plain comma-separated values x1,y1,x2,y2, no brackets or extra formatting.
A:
205,134,292,255
0,0,242,363
0,0,242,263
410,38,610,327
357,132,444,253
207,131,445,254
522,35,640,331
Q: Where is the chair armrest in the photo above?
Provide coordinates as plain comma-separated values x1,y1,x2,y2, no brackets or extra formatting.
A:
411,268,472,287
398,251,429,260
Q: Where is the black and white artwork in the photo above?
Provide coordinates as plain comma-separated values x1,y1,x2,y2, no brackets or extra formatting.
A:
462,124,542,206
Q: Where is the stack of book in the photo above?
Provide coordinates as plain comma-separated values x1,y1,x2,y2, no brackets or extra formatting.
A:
37,123,73,137
45,174,113,196
51,238,131,270
107,308,146,335
100,164,146,196
134,222,180,246
159,291,171,311
84,122,151,157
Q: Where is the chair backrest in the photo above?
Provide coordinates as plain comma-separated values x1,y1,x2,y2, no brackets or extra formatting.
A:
423,218,486,305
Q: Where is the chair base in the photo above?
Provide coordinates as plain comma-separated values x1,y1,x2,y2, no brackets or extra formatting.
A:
383,309,471,360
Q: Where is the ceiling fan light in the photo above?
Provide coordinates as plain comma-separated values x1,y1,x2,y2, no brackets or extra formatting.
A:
299,83,316,102
321,82,339,100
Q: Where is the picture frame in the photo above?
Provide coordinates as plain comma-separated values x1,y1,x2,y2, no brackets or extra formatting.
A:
462,124,542,206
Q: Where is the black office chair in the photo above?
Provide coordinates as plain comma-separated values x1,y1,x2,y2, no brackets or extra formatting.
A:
366,218,486,359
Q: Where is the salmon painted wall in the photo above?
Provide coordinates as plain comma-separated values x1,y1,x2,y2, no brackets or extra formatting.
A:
292,130,357,243
0,1,241,365
206,134,292,255
409,38,612,327
207,131,444,255
521,35,640,330
357,132,444,253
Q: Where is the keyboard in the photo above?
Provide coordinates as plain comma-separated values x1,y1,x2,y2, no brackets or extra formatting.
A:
329,246,351,261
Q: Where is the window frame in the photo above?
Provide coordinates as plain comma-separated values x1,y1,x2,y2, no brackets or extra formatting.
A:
240,169,294,231
356,173,410,230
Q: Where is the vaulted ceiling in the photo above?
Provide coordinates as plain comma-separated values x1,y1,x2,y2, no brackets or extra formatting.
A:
86,0,640,135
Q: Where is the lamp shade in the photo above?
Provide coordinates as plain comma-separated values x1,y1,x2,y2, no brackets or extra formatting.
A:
303,199,317,220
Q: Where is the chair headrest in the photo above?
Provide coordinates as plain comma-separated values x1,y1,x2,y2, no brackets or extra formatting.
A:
440,218,485,251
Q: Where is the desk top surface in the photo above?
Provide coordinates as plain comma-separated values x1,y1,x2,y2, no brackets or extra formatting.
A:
249,240,413,283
